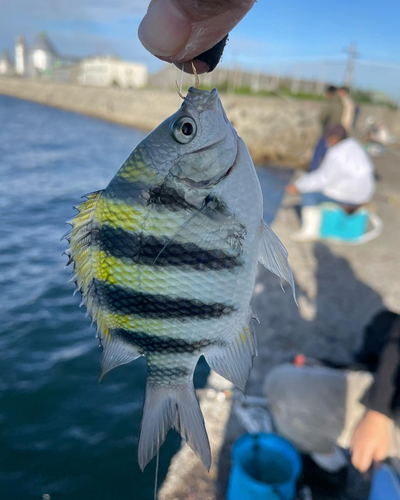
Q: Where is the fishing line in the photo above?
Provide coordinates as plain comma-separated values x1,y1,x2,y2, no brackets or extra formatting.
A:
179,63,184,95
153,450,160,500
175,64,185,103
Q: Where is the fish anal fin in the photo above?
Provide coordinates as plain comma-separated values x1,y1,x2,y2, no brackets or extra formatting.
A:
100,338,141,381
259,220,297,304
138,382,211,471
205,316,257,392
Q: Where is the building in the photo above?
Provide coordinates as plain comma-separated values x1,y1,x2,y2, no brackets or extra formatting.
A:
0,51,13,76
78,56,147,89
15,36,27,76
30,33,57,77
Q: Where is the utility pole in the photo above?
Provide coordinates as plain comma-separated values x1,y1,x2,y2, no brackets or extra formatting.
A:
344,43,359,88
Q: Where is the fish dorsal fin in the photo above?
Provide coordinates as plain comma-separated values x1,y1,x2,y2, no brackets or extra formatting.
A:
259,220,297,304
205,311,257,392
63,190,141,376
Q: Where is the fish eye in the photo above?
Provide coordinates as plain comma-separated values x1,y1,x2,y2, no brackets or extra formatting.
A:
170,117,197,144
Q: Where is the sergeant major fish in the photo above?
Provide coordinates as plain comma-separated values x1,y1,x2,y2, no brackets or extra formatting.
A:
63,87,295,471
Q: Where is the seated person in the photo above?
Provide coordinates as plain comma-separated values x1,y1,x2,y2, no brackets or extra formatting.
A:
264,310,400,479
286,124,375,242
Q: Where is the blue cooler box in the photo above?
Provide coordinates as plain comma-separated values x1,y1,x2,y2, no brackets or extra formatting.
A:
320,203,369,242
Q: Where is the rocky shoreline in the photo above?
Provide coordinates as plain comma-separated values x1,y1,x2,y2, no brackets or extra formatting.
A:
1,77,399,168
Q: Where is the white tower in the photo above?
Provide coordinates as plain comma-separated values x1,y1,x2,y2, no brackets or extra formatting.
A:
15,36,26,76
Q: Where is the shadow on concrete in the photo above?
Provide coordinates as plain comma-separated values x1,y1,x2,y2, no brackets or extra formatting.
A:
215,242,384,499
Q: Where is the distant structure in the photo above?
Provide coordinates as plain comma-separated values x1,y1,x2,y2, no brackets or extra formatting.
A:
30,33,57,77
0,33,148,88
78,56,148,88
15,36,27,76
344,43,359,88
0,50,13,76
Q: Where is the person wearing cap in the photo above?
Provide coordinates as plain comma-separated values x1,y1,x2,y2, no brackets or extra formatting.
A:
286,124,375,242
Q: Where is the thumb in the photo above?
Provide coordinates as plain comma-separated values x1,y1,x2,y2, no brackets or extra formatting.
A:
138,0,255,73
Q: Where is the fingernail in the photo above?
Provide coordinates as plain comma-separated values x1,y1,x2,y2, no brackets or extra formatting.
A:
138,0,192,57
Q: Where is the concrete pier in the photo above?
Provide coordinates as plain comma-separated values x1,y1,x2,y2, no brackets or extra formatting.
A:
159,148,400,499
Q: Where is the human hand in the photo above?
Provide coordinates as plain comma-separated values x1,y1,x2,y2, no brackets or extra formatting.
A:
138,0,255,74
286,183,299,195
350,410,390,473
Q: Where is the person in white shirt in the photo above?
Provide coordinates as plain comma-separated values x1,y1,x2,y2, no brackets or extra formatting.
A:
286,124,375,241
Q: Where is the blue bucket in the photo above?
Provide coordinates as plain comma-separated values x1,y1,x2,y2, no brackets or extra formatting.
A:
227,433,302,500
320,203,369,242
369,465,400,500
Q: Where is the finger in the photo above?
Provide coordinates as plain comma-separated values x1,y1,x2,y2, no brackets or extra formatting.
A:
138,0,255,73
352,446,374,473
374,445,389,462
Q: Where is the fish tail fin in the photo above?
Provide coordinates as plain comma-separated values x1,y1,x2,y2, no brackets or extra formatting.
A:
138,382,211,472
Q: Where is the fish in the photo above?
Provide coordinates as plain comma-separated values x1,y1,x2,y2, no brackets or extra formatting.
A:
63,87,295,471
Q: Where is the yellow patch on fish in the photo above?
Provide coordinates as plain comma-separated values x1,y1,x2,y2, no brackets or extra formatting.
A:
92,251,125,286
117,149,158,183
102,312,169,337
95,197,144,232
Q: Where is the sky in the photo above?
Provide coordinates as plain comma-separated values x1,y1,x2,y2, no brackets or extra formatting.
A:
1,0,400,99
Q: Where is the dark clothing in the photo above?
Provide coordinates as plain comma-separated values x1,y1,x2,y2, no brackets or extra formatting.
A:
301,192,359,207
360,316,400,418
310,96,343,172
319,96,344,132
309,137,327,172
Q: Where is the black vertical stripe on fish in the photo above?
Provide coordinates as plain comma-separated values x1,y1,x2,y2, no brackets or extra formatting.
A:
147,365,191,380
148,185,230,219
113,328,220,353
105,177,148,204
92,225,243,270
94,279,235,319
147,185,195,212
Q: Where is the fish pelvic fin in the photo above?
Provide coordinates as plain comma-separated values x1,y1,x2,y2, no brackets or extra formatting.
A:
205,313,257,393
100,338,141,381
138,381,211,472
259,220,297,304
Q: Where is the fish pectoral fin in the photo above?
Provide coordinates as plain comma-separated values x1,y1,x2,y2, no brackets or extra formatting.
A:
205,318,257,392
258,220,297,304
100,338,142,381
138,381,211,471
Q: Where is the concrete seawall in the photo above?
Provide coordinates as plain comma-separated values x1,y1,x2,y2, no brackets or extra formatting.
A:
1,77,399,167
